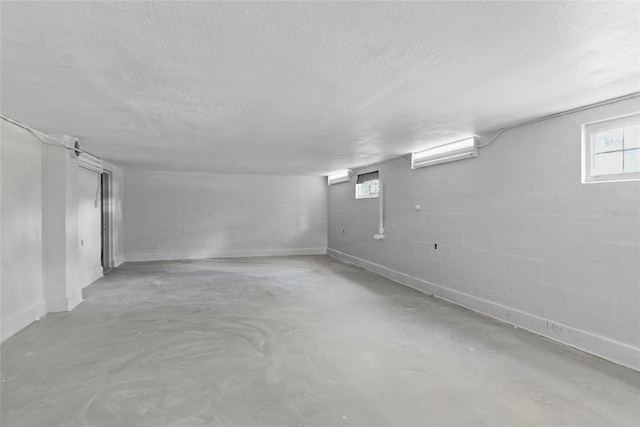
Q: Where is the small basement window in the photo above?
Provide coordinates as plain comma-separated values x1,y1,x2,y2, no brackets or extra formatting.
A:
356,171,380,199
583,113,640,183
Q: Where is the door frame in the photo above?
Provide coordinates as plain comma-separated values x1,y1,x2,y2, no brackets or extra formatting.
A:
101,169,114,273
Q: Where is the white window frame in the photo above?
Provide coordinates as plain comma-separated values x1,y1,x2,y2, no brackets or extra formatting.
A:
582,112,640,184
355,171,380,199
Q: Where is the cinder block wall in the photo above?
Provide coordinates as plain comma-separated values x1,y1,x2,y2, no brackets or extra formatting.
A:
328,97,640,370
124,169,328,261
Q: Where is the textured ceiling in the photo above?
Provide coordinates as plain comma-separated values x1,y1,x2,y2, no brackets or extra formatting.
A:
1,1,639,175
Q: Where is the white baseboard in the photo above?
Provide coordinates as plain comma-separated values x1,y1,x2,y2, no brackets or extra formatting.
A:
67,290,83,311
46,296,71,313
328,248,640,372
46,290,83,313
125,247,327,262
1,301,45,342
86,268,103,287
114,255,125,267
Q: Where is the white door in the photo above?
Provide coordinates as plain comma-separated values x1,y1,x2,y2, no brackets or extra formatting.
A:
78,167,103,288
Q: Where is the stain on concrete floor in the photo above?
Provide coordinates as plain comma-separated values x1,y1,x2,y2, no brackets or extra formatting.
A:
1,255,639,426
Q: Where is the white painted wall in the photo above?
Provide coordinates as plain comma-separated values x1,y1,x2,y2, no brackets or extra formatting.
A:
1,122,45,340
1,120,125,341
78,167,103,288
43,143,82,313
328,97,640,371
124,169,327,261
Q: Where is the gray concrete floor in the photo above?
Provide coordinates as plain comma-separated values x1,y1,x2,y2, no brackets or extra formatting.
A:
1,255,639,426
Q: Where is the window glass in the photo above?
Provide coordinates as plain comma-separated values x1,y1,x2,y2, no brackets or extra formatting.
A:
594,151,622,175
356,171,379,198
624,125,640,149
583,113,640,183
624,149,640,173
593,128,623,153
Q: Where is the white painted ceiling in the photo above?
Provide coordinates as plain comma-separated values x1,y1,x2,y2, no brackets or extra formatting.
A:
1,1,639,175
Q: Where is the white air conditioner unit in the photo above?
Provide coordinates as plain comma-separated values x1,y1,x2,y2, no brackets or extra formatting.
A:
411,137,478,169
327,170,352,185
78,151,104,173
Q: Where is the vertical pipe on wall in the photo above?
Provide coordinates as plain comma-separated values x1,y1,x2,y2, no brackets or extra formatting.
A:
374,181,385,240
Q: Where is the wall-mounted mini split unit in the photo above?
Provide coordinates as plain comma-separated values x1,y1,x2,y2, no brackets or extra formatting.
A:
78,151,104,173
72,138,104,173
327,170,352,185
411,137,478,169
79,156,104,176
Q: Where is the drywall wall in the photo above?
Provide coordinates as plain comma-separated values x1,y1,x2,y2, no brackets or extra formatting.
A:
43,142,83,313
328,97,640,370
124,169,327,261
1,121,45,340
78,167,102,288
1,119,126,341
